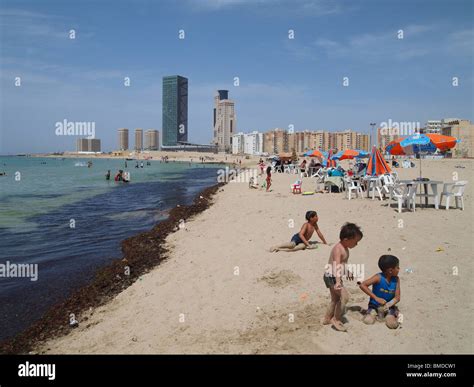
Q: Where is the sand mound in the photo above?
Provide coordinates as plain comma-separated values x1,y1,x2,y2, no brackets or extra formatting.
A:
258,270,301,288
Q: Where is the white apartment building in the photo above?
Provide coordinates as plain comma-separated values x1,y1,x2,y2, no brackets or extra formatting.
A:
425,118,461,134
244,131,263,155
232,132,245,154
232,131,263,155
425,120,442,133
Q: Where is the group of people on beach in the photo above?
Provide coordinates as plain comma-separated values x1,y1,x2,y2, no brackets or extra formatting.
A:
271,212,401,332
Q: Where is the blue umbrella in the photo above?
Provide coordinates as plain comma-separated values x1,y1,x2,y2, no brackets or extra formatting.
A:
399,133,437,155
355,150,369,158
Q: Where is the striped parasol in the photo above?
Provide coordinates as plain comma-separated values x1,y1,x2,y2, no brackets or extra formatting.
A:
324,149,337,168
365,146,391,176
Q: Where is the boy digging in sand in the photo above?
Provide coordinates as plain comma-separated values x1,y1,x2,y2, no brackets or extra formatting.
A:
270,211,328,252
322,223,363,332
359,255,401,329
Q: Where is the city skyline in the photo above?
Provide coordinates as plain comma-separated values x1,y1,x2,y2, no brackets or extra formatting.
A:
0,0,473,154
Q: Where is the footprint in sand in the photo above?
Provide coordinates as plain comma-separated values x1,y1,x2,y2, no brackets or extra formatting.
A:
258,269,301,288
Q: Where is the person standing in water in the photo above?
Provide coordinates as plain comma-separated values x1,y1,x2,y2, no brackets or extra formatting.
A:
106,170,111,180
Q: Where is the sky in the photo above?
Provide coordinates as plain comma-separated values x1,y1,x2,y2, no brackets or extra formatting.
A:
0,0,473,154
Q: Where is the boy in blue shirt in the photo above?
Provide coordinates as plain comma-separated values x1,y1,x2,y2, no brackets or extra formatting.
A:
359,255,401,329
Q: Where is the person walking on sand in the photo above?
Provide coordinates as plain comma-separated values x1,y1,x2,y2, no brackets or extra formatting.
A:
265,165,272,192
270,211,328,252
322,223,363,332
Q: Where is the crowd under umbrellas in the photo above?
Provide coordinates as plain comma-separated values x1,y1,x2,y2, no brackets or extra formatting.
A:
265,132,466,212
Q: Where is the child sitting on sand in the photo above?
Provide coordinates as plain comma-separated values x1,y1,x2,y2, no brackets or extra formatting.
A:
359,255,401,329
322,223,363,332
270,211,328,252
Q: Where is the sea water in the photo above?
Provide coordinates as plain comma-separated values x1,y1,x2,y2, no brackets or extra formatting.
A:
0,156,222,341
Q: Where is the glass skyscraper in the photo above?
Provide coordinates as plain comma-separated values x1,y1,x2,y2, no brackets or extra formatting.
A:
162,75,188,146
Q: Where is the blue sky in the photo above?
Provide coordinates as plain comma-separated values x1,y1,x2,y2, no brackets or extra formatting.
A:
0,0,473,153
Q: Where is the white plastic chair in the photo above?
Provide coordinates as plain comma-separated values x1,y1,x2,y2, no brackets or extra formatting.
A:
312,168,327,181
380,174,395,197
366,176,384,200
344,176,363,200
440,181,468,210
389,184,417,213
390,171,399,183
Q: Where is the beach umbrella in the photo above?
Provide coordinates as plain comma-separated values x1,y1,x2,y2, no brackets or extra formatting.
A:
425,133,459,152
355,150,370,158
310,149,325,159
324,149,337,168
385,133,459,177
365,146,391,176
331,149,369,161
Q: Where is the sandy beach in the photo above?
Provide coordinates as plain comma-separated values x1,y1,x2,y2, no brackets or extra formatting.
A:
36,151,251,166
37,158,473,354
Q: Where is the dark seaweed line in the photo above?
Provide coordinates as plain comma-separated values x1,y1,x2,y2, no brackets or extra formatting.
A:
0,182,226,354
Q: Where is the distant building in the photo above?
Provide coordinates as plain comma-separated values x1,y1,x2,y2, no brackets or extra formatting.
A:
292,131,310,153
162,75,188,146
76,138,101,153
335,130,358,152
231,131,263,155
356,133,370,151
135,128,143,151
118,128,129,151
425,120,443,134
232,132,245,154
245,131,263,155
263,128,290,154
310,131,326,151
422,118,461,134
144,130,159,151
213,90,236,152
261,129,369,154
442,119,474,158
323,132,336,151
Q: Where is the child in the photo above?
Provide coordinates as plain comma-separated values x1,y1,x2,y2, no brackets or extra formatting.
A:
265,166,272,192
359,255,401,329
248,176,259,189
270,211,328,252
322,223,363,332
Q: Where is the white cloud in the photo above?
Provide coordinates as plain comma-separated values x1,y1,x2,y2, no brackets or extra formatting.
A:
311,24,459,61
0,7,93,41
183,0,343,16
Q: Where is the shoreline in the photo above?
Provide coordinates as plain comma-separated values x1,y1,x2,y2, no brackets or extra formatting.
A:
0,181,226,354
26,152,259,166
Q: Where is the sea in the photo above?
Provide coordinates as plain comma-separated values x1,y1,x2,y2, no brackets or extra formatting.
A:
0,156,223,342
